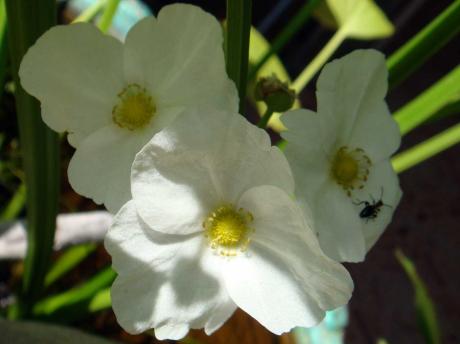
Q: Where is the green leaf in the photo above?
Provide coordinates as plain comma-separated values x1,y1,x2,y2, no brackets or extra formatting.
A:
428,98,460,123
225,0,252,113
5,0,60,312
314,0,394,39
388,0,460,88
44,243,97,288
392,122,460,174
395,250,441,344
249,27,300,131
0,182,26,220
33,267,116,322
394,65,460,136
87,288,111,313
0,319,118,344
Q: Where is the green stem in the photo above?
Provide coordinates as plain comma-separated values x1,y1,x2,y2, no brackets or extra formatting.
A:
392,122,460,173
249,0,321,80
97,0,120,33
276,139,286,150
257,107,275,128
5,0,60,314
292,27,347,93
0,0,8,88
225,0,252,113
394,65,460,136
387,0,460,89
73,0,107,23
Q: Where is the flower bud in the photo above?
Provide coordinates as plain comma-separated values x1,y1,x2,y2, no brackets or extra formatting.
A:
254,74,296,112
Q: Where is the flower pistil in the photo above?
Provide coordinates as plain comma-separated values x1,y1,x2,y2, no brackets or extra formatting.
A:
330,146,372,196
112,84,156,130
203,204,254,256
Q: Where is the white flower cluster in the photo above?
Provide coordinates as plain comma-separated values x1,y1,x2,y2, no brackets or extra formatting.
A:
19,3,401,340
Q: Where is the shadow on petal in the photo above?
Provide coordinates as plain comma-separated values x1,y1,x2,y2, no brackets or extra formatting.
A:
170,256,220,307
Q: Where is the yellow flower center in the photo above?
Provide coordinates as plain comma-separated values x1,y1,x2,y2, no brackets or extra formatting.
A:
203,204,254,256
330,146,372,196
112,84,156,130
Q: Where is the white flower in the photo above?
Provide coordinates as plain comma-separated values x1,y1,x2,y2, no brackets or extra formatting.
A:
281,49,402,263
104,107,353,340
19,4,237,213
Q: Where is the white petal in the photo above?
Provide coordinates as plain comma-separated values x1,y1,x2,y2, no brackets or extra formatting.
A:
104,201,193,273
316,50,394,156
68,124,153,213
224,243,322,335
281,109,337,161
131,147,221,235
204,298,237,335
281,109,337,201
352,160,402,251
106,201,230,338
238,185,353,309
280,110,368,262
347,101,401,162
19,23,124,147
131,107,294,234
313,182,367,262
283,153,370,262
154,324,189,340
283,145,330,201
224,239,352,335
124,4,238,113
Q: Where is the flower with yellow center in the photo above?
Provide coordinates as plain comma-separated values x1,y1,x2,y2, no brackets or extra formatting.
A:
281,50,402,262
105,107,353,340
19,4,238,213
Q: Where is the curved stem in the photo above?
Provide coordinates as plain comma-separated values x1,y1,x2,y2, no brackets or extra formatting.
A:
257,107,275,128
249,0,321,80
292,27,347,93
97,0,120,33
73,0,107,23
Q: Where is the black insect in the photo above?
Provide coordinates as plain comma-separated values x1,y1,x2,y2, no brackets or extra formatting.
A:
353,188,391,222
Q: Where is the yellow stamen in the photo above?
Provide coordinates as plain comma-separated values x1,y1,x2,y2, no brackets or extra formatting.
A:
203,204,254,256
112,84,155,130
330,146,372,196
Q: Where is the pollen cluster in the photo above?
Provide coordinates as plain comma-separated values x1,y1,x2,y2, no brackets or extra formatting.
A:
112,84,156,130
203,204,254,256
330,146,372,196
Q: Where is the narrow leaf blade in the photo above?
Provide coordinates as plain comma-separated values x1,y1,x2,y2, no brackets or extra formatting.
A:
5,0,60,311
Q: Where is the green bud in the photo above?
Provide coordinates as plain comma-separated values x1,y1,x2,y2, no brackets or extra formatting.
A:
254,74,296,112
